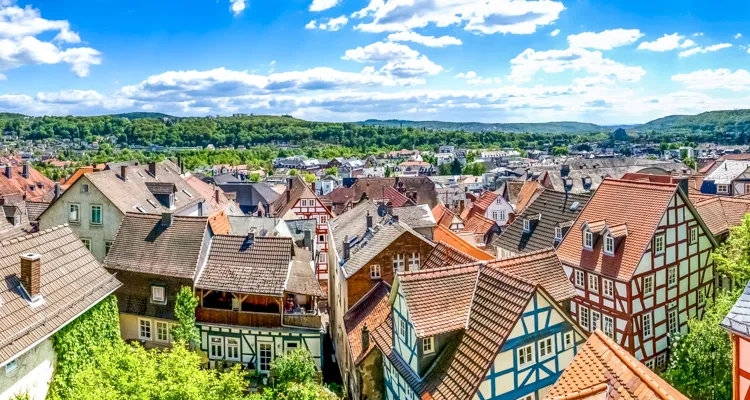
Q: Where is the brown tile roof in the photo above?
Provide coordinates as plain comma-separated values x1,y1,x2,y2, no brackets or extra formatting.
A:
485,248,576,303
208,209,232,235
287,246,324,297
504,180,526,204
0,225,121,365
344,281,391,365
556,179,679,281
24,200,49,222
353,177,438,208
196,235,293,297
471,191,499,214
184,174,239,215
462,212,496,235
433,225,494,261
514,181,545,213
693,196,750,237
422,241,480,270
545,330,688,400
104,213,208,280
432,203,458,229
0,165,56,202
380,186,414,207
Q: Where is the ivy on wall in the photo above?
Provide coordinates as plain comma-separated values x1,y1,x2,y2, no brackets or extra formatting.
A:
48,295,120,400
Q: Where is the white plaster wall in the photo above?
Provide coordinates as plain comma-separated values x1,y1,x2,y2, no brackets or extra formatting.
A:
0,339,55,400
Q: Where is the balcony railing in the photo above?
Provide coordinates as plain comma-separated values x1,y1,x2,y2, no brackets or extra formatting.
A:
282,313,322,329
196,308,280,328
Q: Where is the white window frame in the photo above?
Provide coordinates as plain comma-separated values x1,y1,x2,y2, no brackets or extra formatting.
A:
603,279,614,299
523,219,530,232
645,359,655,370
656,354,666,369
318,234,326,243
668,266,677,288
319,252,327,264
654,234,665,254
399,318,407,337
320,214,327,224
138,318,152,341
588,274,599,293
370,264,381,280
226,338,241,361
492,211,498,221
81,238,91,251
668,308,678,334
575,270,585,288
259,342,273,372
69,203,80,223
643,313,653,339
603,315,614,339
579,305,590,331
717,184,729,194
517,344,534,368
209,336,223,359
5,359,18,375
690,226,698,244
409,253,420,271
151,285,166,304
538,336,553,360
591,311,601,331
155,321,169,343
498,210,506,221
643,275,654,297
393,254,405,272
284,341,300,354
422,337,434,354
604,235,614,255
564,331,573,349
554,227,562,240
583,230,593,249
90,204,103,225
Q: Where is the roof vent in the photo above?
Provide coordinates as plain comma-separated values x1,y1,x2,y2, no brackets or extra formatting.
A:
570,201,580,211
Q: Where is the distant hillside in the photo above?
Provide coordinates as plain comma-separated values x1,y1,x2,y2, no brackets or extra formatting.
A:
358,119,606,134
0,112,27,119
635,109,750,134
109,112,177,120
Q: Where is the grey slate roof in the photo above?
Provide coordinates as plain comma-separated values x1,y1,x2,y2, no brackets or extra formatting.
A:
286,247,324,297
721,280,750,336
104,213,208,280
492,189,591,254
0,225,121,366
24,201,49,222
705,160,750,184
218,182,280,214
389,204,437,229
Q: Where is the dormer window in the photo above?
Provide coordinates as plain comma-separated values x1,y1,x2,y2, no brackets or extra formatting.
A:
583,229,593,249
604,235,614,255
717,184,729,194
422,337,434,354
523,219,530,232
554,227,562,241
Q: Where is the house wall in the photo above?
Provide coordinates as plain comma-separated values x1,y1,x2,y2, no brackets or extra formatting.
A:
484,197,514,227
120,313,177,347
291,192,333,282
383,356,420,400
473,291,585,400
733,181,750,197
357,350,385,400
734,334,750,400
39,175,124,261
0,339,55,400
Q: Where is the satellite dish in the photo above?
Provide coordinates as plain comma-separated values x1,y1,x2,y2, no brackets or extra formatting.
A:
377,204,388,217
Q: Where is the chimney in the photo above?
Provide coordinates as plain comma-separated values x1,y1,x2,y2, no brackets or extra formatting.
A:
561,164,570,177
198,201,204,216
120,165,128,181
392,214,399,223
53,183,61,200
361,324,370,351
366,212,373,229
149,162,157,178
161,212,173,227
247,228,256,242
20,253,41,300
214,189,221,203
343,235,351,261
677,178,689,197
22,163,29,179
177,155,183,175
4,165,10,179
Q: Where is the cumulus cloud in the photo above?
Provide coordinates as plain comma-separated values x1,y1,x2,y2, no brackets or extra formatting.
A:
455,71,500,85
567,29,643,50
678,43,732,57
550,29,560,36
637,33,694,51
0,1,100,77
736,33,743,39
387,31,462,47
672,68,750,90
352,0,565,35
342,41,442,84
229,0,245,16
309,0,339,12
508,47,646,83
342,41,419,63
306,15,348,31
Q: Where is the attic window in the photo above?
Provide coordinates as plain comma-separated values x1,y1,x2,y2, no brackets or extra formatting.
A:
182,189,193,198
137,171,144,178
81,184,89,193
554,227,562,241
604,235,615,255
523,219,530,232
583,229,593,249
422,337,434,354
717,184,729,194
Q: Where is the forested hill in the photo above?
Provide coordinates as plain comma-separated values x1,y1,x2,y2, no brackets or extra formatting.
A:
635,109,750,134
357,119,605,133
109,112,177,120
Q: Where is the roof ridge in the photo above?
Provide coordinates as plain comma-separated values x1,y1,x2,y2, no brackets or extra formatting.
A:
399,263,478,280
603,177,678,190
0,223,66,246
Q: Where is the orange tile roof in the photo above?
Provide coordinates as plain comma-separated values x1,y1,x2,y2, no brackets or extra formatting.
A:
693,196,750,237
514,181,545,213
471,191,498,214
556,179,678,281
462,212,496,235
433,225,494,261
208,209,231,235
61,166,96,190
545,330,688,400
422,241,480,270
432,203,459,229
344,281,391,365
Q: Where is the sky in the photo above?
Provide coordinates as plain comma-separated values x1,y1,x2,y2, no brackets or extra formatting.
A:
1,0,750,124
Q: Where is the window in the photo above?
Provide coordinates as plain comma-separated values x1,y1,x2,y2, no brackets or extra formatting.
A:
409,253,420,271
370,264,381,279
320,215,327,224
654,234,665,254
136,206,147,213
156,321,169,342
604,235,614,255
210,337,223,359
717,184,729,194
603,279,614,298
498,210,506,221
423,337,434,354
91,205,102,225
226,338,240,361
645,360,655,370
583,230,593,249
5,359,18,375
81,238,91,251
81,183,89,193
668,266,677,287
105,241,113,255
575,270,585,288
564,332,573,349
151,285,166,304
492,211,498,221
690,227,698,244
643,313,653,338
591,311,601,331
588,274,599,293
523,219,530,232
643,275,654,297
668,308,678,334
554,227,562,240
580,306,590,331
603,315,614,338
399,318,407,337
319,252,327,264
656,354,666,369
538,336,553,360
69,203,80,223
517,344,534,368
139,319,152,340
318,234,326,243
285,341,299,354
698,289,706,305
259,343,273,372
393,254,405,272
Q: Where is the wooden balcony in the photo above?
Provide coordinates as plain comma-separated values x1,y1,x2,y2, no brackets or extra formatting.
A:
196,308,281,328
282,313,322,330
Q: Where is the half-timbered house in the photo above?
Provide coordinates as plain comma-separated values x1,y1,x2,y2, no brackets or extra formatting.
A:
556,178,717,370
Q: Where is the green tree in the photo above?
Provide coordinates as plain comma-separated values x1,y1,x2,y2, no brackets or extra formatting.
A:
438,163,451,175
289,169,299,176
663,289,737,400
304,173,317,184
271,348,317,385
171,286,200,348
611,128,629,141
552,146,569,156
324,167,338,176
384,166,392,177
249,173,261,182
714,214,750,286
450,158,462,175
683,156,696,169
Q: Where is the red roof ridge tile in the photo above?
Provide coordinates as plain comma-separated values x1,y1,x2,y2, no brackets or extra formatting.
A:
602,177,678,190
399,263,479,281
548,382,609,400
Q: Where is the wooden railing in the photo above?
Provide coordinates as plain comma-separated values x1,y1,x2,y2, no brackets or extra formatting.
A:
196,308,281,328
282,314,322,329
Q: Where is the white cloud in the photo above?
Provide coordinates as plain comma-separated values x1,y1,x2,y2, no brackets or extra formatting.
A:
637,33,693,51
307,15,348,31
672,68,750,90
678,43,732,57
736,33,743,39
567,29,643,50
693,32,704,37
342,41,419,63
508,47,646,83
455,70,500,85
680,39,695,48
229,0,245,16
387,31,462,47
456,71,477,79
550,29,560,36
342,41,442,83
309,0,339,12
352,0,565,35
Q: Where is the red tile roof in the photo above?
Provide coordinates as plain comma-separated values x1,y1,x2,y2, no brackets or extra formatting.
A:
0,165,56,202
693,196,750,237
471,191,498,214
432,203,459,229
208,209,231,235
422,241,480,270
462,212,496,235
514,181,545,213
545,330,688,400
556,179,679,281
380,186,413,207
344,281,391,365
486,248,576,303
433,225,494,261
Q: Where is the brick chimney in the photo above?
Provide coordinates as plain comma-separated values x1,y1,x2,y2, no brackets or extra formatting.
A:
366,211,373,229
214,189,221,203
120,165,128,181
161,212,173,227
361,323,370,351
149,162,157,178
343,235,351,261
20,253,41,300
22,163,29,179
4,165,10,179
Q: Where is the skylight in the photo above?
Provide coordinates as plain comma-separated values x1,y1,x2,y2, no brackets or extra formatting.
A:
570,201,580,211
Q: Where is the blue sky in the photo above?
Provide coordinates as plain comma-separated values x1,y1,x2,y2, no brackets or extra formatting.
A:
1,0,750,124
